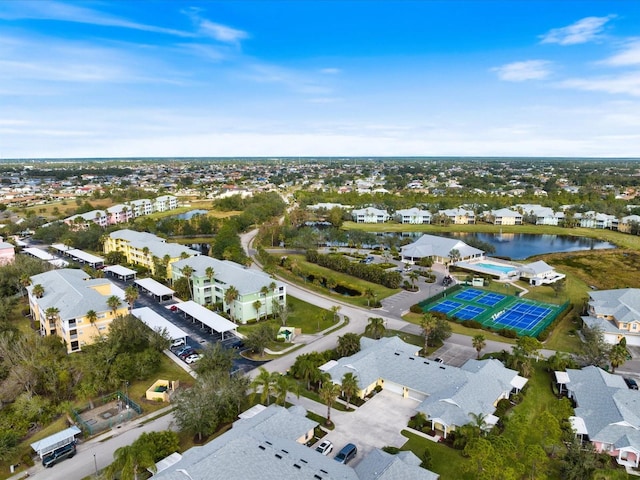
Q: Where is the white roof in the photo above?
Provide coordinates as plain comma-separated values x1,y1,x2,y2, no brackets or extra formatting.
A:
555,371,570,384
135,277,175,297
30,426,81,455
176,301,237,333
68,249,104,264
570,416,588,435
238,404,268,420
152,452,183,475
23,247,55,260
511,375,528,390
132,307,188,340
50,243,71,252
104,265,137,277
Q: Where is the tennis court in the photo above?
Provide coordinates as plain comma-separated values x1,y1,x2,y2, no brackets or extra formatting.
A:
421,286,566,337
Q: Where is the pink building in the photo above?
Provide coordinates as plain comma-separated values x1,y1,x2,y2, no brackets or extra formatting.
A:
0,242,15,265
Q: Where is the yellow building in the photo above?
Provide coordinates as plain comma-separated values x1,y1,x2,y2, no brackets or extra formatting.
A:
104,229,200,279
27,269,129,353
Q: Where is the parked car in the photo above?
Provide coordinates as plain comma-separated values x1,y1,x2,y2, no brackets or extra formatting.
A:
178,348,196,359
42,443,76,468
185,354,202,364
315,440,333,456
171,338,185,348
433,357,444,364
624,377,638,390
334,443,357,464
170,304,178,311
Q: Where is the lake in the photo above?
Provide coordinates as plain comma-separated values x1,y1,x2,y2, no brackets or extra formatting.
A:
440,232,616,260
174,209,209,220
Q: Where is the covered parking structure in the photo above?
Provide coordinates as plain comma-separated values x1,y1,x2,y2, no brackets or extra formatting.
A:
67,249,104,268
135,278,174,302
104,265,137,281
175,300,237,340
132,307,188,341
30,426,81,459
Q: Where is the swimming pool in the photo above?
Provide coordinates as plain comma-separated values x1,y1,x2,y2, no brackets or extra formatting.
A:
474,262,517,274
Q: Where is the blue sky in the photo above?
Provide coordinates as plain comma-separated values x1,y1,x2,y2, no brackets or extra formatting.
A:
2,1,640,158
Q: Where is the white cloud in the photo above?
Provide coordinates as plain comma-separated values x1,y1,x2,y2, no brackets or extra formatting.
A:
0,1,191,37
560,72,640,96
600,39,640,67
492,60,552,81
320,68,341,75
540,15,614,45
198,20,248,44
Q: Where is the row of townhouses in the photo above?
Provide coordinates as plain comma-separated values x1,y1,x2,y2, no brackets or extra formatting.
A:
64,195,179,229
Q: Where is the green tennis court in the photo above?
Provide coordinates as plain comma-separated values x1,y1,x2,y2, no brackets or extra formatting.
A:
418,286,566,337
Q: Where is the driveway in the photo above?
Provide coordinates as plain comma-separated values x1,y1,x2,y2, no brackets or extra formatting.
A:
429,342,478,367
320,389,419,466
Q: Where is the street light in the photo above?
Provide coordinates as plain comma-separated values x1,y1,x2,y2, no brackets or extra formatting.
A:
93,453,98,477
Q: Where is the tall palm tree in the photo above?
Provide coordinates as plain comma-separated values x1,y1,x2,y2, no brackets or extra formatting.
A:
124,285,139,313
274,374,297,406
319,381,341,426
251,367,278,406
421,313,436,353
253,300,262,321
364,287,375,307
32,284,44,298
224,285,239,322
260,285,270,319
472,334,486,360
341,372,359,410
19,274,31,297
408,270,419,290
105,443,156,480
45,307,60,329
181,265,194,300
204,266,215,303
331,305,342,322
365,317,386,339
86,309,99,335
107,295,122,318
609,344,628,373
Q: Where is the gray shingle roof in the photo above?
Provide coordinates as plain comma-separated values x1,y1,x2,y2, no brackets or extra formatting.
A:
354,449,439,480
401,234,484,260
588,288,640,324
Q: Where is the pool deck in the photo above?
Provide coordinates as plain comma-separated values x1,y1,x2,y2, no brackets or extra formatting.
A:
455,258,522,280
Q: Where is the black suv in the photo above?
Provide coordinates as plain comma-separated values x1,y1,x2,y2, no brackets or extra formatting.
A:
42,443,76,468
624,377,638,390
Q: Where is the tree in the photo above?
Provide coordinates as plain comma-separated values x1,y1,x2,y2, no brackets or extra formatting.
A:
245,323,276,357
274,373,297,406
551,278,566,298
105,443,156,480
408,270,419,290
336,333,361,357
547,351,575,371
364,287,377,307
319,381,341,426
330,304,341,322
195,342,236,376
181,265,194,300
107,295,122,317
340,372,359,410
86,309,99,335
32,283,44,298
224,285,239,321
259,285,270,319
19,274,31,297
272,298,290,326
609,343,628,373
472,334,486,360
365,317,386,339
560,437,597,480
448,248,461,264
251,367,278,406
420,313,435,352
124,285,139,313
580,325,611,368
252,299,262,321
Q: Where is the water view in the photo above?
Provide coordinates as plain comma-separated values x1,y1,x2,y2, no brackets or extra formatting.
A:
175,209,209,220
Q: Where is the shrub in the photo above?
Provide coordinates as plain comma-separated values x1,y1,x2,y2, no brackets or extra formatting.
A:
382,446,401,455
494,398,512,417
498,328,518,338
410,304,423,314
537,329,550,341
461,319,482,329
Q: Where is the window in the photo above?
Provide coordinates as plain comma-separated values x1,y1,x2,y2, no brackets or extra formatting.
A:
70,341,80,351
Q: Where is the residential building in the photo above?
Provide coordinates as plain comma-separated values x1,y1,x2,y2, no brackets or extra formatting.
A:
485,208,522,225
574,211,618,229
438,208,475,225
152,403,439,480
154,195,179,212
395,207,432,224
616,215,640,234
582,288,640,346
351,207,390,223
104,229,199,279
516,204,564,225
307,203,353,211
556,366,639,468
324,337,526,439
0,241,15,265
107,204,134,225
127,198,154,217
401,234,485,265
26,269,128,353
171,256,286,324
64,210,109,229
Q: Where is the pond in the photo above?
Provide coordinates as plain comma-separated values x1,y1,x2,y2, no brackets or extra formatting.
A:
175,209,209,220
437,232,616,260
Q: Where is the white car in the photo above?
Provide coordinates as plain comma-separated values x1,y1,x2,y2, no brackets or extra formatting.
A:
315,440,333,456
171,338,185,348
185,354,202,364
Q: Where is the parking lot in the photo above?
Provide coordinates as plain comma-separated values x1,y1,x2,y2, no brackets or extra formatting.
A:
428,342,477,367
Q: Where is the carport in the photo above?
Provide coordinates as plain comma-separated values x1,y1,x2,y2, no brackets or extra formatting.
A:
175,300,237,339
30,426,81,459
104,265,137,281
67,249,105,268
135,278,174,302
132,307,188,342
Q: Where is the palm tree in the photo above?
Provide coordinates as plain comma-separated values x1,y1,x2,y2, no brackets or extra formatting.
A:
341,372,359,410
251,367,278,406
408,270,419,290
472,334,486,360
259,285,270,319
86,309,99,335
45,307,60,329
421,313,436,353
609,344,628,373
274,374,296,406
331,305,341,322
107,295,122,317
319,381,341,426
253,300,262,321
448,248,461,265
105,443,156,480
19,274,31,297
204,266,215,304
181,265,194,300
364,287,376,307
32,284,44,298
365,317,386,339
124,285,139,313
224,285,239,322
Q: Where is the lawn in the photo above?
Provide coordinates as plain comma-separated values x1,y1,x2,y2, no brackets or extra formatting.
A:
274,254,400,308
400,430,472,480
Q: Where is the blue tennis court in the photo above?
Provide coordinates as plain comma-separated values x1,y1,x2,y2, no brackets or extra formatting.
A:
429,300,462,314
491,303,553,332
476,292,506,307
454,289,483,301
453,305,486,320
